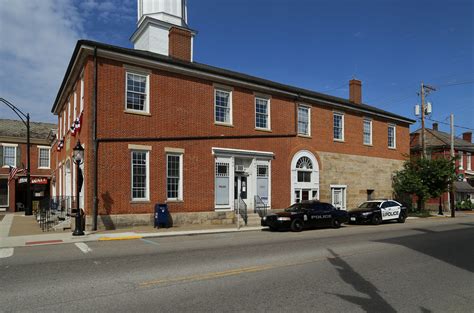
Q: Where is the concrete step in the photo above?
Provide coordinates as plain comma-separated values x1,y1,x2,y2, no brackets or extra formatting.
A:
238,213,262,227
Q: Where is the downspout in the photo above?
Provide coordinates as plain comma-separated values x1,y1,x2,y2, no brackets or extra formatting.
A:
92,46,99,231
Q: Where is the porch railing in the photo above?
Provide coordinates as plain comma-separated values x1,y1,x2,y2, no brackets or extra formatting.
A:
254,195,269,217
234,197,248,226
36,196,76,232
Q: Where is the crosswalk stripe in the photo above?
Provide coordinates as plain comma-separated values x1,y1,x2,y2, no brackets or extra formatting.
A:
0,248,14,259
75,242,92,254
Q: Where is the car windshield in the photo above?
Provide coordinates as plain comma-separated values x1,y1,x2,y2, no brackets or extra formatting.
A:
285,203,303,212
358,202,381,209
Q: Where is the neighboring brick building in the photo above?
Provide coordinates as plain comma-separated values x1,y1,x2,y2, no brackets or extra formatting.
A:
410,123,474,210
0,119,56,212
51,0,414,230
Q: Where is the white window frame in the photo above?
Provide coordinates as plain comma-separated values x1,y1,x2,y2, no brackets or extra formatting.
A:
330,184,347,210
0,178,9,208
459,151,464,170
333,112,344,141
214,88,233,125
80,72,84,112
73,90,77,120
67,100,71,132
467,153,472,171
255,96,271,130
37,146,51,169
166,153,183,201
363,118,372,145
125,68,150,114
58,116,62,138
297,104,311,137
130,149,150,201
388,124,396,149
2,143,17,168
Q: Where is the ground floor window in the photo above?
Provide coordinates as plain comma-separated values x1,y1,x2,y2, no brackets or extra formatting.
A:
331,185,347,210
215,161,230,206
131,150,149,201
0,179,8,207
167,153,183,200
291,150,319,204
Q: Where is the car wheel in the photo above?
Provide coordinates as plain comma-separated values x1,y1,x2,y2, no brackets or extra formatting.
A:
290,219,303,232
371,215,381,225
398,213,406,223
332,218,341,228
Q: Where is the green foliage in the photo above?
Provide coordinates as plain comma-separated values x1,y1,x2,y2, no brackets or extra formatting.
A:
393,157,456,210
456,199,473,210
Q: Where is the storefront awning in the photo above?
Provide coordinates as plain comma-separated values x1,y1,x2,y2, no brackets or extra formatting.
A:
454,181,474,193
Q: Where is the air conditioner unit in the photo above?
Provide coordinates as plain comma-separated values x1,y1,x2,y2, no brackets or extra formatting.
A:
235,165,245,172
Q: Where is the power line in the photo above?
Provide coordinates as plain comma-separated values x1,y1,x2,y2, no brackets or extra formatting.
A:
426,117,474,131
436,80,474,88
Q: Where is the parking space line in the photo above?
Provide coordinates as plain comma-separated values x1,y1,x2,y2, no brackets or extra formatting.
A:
75,242,92,254
0,248,14,259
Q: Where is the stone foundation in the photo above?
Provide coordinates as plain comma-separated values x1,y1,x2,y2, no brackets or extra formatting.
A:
85,211,236,231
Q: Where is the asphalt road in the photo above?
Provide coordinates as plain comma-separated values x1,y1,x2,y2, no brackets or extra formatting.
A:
1,217,473,313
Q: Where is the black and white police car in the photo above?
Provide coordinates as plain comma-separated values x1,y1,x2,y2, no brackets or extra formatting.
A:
262,200,349,232
348,200,407,225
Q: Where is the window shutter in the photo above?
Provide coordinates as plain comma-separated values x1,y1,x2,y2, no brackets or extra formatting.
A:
16,146,21,167
0,147,3,167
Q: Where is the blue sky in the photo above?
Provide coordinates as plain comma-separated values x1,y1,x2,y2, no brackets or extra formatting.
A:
0,0,472,137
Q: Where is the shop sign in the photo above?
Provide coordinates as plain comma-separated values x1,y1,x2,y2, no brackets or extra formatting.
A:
18,177,49,185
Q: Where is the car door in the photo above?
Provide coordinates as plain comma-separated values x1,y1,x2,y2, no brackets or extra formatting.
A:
381,201,400,220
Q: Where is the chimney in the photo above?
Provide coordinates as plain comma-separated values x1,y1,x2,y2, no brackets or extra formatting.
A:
462,132,472,143
349,79,362,104
432,123,438,131
168,27,193,61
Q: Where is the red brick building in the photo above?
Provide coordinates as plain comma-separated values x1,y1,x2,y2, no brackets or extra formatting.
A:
51,0,414,229
410,123,474,210
0,119,56,212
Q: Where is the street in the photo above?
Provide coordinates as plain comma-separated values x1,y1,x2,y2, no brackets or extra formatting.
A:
1,217,473,313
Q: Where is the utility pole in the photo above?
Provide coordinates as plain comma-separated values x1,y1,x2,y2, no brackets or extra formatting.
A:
421,82,426,158
450,114,455,218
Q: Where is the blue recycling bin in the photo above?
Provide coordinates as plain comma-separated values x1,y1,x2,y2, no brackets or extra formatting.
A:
154,203,169,228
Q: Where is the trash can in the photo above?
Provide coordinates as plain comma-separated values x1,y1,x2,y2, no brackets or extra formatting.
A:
154,203,169,228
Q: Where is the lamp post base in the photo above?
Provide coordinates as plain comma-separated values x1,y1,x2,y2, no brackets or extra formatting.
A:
72,229,85,236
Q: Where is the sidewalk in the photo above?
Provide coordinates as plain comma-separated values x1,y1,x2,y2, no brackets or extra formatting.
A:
0,213,262,249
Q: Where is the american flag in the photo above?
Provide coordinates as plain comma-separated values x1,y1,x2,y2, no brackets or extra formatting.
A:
8,166,25,183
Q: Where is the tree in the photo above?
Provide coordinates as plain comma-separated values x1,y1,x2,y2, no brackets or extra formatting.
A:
393,157,456,210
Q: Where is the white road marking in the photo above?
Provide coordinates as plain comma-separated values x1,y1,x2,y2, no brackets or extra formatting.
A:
0,248,14,258
75,242,92,254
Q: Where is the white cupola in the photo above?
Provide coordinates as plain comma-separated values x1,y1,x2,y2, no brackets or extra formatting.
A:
131,0,195,61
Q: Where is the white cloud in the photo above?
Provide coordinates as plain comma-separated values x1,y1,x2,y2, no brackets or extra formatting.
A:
0,0,84,122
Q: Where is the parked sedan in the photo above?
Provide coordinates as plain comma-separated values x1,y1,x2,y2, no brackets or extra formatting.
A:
348,200,407,225
262,200,349,232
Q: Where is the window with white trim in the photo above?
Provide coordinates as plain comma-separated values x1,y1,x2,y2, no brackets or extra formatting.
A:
167,153,183,200
215,161,230,206
67,101,71,131
297,105,310,136
333,113,344,141
296,156,313,182
38,147,50,169
215,89,232,124
80,74,84,112
255,97,270,130
126,72,149,112
131,150,149,200
62,110,66,136
3,145,16,167
73,91,77,120
459,151,464,169
388,124,396,148
331,185,347,210
363,119,372,145
467,153,471,171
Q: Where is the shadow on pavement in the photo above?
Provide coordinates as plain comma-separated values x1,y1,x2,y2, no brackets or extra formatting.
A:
326,248,397,313
376,226,474,273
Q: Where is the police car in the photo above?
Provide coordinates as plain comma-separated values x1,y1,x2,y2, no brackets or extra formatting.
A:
348,200,407,225
261,200,349,232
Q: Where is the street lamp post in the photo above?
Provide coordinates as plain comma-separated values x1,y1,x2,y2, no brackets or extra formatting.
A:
0,98,32,215
72,140,85,236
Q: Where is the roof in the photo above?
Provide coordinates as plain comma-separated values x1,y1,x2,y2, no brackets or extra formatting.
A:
0,119,56,141
454,181,474,193
411,128,474,152
51,40,415,124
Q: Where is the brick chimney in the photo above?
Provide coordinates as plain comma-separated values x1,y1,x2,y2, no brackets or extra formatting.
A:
462,132,472,143
349,79,362,104
168,27,193,62
432,123,438,131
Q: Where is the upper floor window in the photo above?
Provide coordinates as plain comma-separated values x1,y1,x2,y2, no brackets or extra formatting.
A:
215,89,232,124
297,105,310,136
126,72,149,113
67,101,71,130
296,156,313,182
167,153,183,200
2,145,17,167
73,91,77,120
363,119,372,145
80,73,84,112
333,112,344,141
388,124,396,149
131,150,149,201
467,153,472,171
38,147,50,169
255,97,270,130
459,151,464,169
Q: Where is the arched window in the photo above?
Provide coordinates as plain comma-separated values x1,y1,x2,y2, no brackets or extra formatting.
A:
291,151,319,203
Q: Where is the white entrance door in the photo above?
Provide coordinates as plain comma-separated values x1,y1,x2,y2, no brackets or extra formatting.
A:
331,186,346,210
